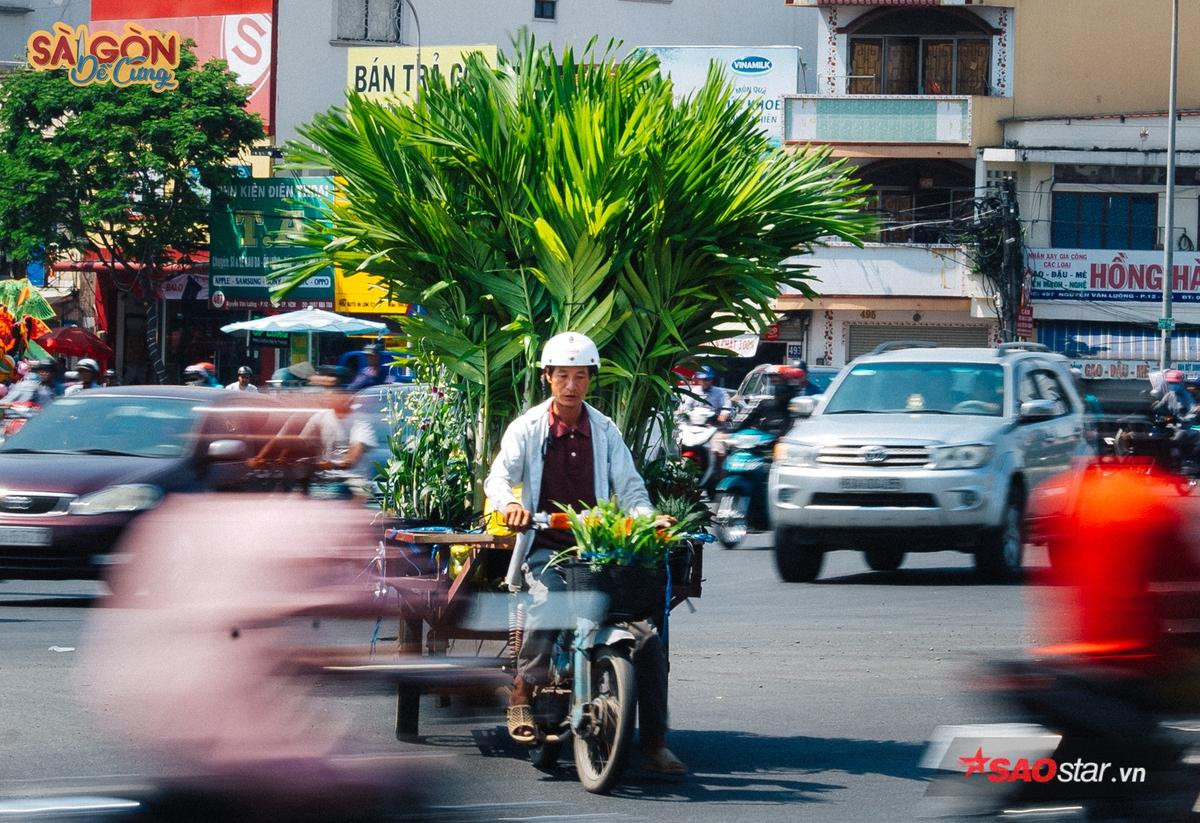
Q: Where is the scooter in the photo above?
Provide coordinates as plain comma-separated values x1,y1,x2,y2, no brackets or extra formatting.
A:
0,400,39,443
712,427,776,549
923,655,1200,820
674,406,718,491
1113,414,1200,494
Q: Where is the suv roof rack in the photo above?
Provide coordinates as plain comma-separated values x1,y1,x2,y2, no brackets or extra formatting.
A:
869,340,939,355
996,342,1049,356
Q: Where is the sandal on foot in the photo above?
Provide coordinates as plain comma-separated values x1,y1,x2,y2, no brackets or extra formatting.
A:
643,747,688,776
507,704,536,745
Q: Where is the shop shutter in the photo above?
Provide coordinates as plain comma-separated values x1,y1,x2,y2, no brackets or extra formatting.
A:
847,324,991,360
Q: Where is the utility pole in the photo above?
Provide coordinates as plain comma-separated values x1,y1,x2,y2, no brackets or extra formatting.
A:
1160,0,1180,370
999,178,1022,342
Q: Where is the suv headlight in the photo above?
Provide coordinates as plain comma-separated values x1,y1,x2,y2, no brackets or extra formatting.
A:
69,484,163,516
773,441,820,466
929,443,994,470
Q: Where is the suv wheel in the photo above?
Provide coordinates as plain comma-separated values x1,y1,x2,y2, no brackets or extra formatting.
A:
864,549,904,572
774,527,825,583
976,490,1024,581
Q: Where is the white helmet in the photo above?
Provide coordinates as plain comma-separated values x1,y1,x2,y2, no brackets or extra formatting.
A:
76,358,100,373
540,332,600,370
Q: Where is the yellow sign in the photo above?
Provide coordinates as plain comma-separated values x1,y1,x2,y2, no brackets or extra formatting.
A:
334,268,409,315
346,44,498,103
27,23,180,92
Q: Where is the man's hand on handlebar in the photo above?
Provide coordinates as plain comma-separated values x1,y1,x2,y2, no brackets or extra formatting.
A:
503,502,533,530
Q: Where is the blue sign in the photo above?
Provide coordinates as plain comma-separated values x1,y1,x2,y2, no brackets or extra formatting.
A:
730,55,773,75
25,259,45,287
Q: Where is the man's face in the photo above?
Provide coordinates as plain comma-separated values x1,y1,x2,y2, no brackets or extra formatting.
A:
35,368,53,384
80,369,96,384
698,377,713,390
547,366,591,410
366,352,380,367
238,373,250,385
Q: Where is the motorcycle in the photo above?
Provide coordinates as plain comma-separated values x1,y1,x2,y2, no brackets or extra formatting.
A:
923,655,1200,820
1113,414,1200,494
712,427,776,549
520,514,688,794
674,406,719,491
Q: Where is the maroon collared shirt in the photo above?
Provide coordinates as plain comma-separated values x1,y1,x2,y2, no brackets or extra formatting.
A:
537,405,597,517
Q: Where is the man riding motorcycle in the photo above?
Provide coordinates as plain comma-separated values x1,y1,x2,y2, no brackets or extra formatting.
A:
484,331,686,776
735,364,807,438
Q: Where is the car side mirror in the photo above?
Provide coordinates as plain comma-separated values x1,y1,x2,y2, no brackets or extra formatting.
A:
789,397,817,418
207,439,249,461
1018,399,1057,421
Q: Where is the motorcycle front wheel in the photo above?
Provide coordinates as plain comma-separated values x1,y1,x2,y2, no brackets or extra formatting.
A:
714,491,750,549
573,647,636,794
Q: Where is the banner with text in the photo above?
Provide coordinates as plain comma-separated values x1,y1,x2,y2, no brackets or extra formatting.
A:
208,177,334,310
645,46,800,146
346,44,497,103
1029,248,1200,303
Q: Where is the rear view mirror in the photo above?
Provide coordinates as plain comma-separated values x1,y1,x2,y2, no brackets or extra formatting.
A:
1019,400,1057,421
789,397,817,418
207,439,249,461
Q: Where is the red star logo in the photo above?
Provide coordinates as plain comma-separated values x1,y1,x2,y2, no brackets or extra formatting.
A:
960,746,989,777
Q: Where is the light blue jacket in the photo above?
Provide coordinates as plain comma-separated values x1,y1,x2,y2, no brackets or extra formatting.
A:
485,398,653,590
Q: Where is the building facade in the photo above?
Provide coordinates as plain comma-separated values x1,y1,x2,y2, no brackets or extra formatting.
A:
783,0,1200,378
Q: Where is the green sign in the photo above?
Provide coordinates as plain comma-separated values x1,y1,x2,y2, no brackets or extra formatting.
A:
208,177,335,310
1158,316,1177,331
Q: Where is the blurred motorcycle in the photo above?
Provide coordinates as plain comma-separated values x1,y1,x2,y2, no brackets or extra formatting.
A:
1113,414,1200,494
712,428,776,549
0,400,40,442
674,406,718,491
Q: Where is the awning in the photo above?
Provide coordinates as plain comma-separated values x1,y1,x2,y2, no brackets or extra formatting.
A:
1038,319,1200,362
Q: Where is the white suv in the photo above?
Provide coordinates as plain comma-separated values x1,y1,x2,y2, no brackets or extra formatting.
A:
768,343,1090,582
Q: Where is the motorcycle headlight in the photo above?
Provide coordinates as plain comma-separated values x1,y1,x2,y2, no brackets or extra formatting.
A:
929,443,993,470
69,484,163,516
773,441,820,467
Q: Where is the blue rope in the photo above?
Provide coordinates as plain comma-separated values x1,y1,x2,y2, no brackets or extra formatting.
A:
662,557,671,649
369,616,383,657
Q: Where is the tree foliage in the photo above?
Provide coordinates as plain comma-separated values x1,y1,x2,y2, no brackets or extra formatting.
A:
275,37,872,474
0,41,264,293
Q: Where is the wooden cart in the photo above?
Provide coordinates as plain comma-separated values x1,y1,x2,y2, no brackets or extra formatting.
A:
380,528,705,740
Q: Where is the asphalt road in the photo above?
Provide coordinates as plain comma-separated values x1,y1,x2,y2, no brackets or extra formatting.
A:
0,531,1055,822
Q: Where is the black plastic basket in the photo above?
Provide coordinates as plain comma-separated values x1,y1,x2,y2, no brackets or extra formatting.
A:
561,560,667,621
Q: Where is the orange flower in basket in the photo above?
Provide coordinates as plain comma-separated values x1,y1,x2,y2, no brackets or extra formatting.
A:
20,315,51,345
0,307,15,353
623,516,633,536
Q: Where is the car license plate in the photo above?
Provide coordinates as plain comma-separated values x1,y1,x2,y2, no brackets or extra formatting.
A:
0,526,52,546
839,477,904,492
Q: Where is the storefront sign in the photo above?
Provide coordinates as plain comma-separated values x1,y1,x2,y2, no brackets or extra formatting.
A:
1029,248,1200,303
157,273,208,301
92,0,273,129
27,23,180,91
346,44,498,103
208,177,335,310
1067,358,1157,381
645,46,800,145
334,269,409,315
714,334,760,358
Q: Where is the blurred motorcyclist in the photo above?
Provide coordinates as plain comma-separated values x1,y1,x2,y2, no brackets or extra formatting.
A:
679,365,731,425
1,360,57,408
736,365,805,438
64,358,100,396
226,365,259,393
1038,463,1200,712
183,362,221,388
1152,369,1192,419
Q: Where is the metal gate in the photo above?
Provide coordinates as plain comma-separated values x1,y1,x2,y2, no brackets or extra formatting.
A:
846,324,991,360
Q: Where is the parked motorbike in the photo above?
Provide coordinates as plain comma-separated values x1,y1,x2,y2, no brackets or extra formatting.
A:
1113,414,1200,494
712,427,776,549
674,406,719,491
923,655,1200,820
520,514,680,794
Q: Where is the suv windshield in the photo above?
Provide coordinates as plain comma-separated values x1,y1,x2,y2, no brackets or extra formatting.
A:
0,396,200,457
824,362,1006,416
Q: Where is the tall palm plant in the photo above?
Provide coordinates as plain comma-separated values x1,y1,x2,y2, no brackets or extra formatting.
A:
273,36,872,475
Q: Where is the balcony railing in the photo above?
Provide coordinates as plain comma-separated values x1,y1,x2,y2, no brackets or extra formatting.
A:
784,94,1011,147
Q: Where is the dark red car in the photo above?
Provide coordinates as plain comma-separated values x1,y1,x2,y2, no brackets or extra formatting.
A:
0,386,285,581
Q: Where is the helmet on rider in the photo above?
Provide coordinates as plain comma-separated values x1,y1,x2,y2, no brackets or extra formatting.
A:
76,358,100,375
183,362,217,386
540,332,600,373
237,365,254,377
695,365,716,381
1164,369,1186,385
768,364,806,384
